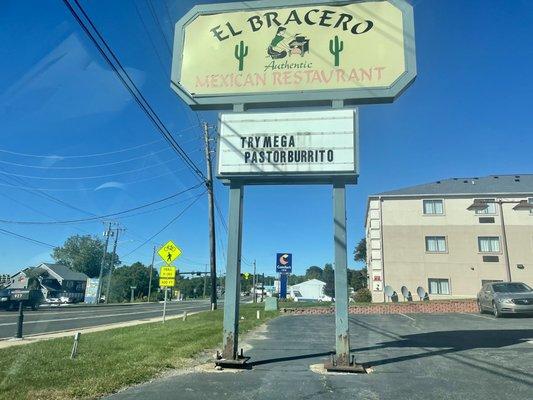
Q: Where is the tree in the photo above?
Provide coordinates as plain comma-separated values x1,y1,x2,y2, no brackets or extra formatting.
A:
348,268,368,291
108,262,157,302
323,263,335,297
353,238,367,263
52,235,119,278
305,266,323,281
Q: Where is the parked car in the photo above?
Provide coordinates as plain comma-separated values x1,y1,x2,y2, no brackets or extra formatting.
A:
477,282,533,317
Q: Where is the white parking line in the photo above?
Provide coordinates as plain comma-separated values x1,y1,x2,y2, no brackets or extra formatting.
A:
399,313,415,321
0,305,205,327
460,312,494,321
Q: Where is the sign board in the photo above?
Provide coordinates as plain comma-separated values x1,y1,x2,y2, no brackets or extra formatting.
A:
84,278,99,304
160,266,177,279
159,278,176,288
218,109,357,184
10,290,30,301
171,0,416,109
158,240,182,264
276,253,292,273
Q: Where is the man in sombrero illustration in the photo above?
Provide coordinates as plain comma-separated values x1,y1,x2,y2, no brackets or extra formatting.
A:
267,26,289,59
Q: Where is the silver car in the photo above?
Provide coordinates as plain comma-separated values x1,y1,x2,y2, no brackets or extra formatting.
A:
477,282,533,318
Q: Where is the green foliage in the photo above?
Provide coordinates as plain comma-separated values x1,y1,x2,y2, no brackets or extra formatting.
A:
329,35,344,67
109,262,158,302
0,304,278,400
234,40,249,71
305,266,323,280
175,275,208,299
322,264,335,297
348,268,368,291
52,235,119,278
354,238,367,263
353,288,372,303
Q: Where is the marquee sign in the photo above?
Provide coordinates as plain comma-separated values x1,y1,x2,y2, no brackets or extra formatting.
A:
217,109,358,184
171,0,416,109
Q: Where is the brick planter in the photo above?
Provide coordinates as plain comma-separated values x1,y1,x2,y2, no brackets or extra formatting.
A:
281,300,478,315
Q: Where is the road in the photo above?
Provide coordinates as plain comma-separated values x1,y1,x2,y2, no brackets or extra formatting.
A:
0,299,216,340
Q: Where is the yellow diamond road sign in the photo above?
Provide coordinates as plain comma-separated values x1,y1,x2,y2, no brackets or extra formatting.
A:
158,240,182,264
160,266,176,279
159,278,175,288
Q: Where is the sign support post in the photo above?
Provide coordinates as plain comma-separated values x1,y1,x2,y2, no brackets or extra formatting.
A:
326,181,365,372
218,182,247,365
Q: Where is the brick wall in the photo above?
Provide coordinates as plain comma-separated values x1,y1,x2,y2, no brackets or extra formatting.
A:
281,300,478,315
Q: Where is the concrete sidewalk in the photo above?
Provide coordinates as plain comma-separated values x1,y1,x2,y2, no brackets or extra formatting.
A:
108,313,533,400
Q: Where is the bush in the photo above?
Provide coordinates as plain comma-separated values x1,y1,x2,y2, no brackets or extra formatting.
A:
352,288,372,303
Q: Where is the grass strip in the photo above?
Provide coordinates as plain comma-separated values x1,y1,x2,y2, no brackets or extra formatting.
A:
0,303,278,400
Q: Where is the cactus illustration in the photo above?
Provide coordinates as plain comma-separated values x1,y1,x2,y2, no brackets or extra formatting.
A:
234,40,249,72
329,35,344,67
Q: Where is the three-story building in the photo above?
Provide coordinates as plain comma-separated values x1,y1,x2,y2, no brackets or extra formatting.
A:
365,175,533,302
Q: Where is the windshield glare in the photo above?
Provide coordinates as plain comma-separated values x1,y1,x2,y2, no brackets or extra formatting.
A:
492,283,532,293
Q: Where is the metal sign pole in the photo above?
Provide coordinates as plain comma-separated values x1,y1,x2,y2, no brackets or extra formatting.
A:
327,181,365,372
219,182,245,363
163,288,168,323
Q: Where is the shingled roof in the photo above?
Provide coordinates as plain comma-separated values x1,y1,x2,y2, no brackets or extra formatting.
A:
371,174,533,197
39,263,88,281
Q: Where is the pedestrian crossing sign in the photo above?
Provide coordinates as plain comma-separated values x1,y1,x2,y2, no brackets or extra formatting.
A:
159,278,175,288
160,266,177,279
158,240,182,264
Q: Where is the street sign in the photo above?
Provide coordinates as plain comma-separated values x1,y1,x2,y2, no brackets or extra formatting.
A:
218,109,358,184
160,266,177,279
171,0,416,109
158,240,182,264
276,253,292,273
159,278,175,288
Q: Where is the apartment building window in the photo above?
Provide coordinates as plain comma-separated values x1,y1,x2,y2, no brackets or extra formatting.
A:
478,236,500,253
423,199,444,215
429,278,450,294
425,236,447,253
474,198,496,214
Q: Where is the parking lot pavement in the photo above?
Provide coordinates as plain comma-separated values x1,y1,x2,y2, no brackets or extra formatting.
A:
108,313,533,400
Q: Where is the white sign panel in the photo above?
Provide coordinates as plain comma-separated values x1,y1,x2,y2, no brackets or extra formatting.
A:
217,109,358,182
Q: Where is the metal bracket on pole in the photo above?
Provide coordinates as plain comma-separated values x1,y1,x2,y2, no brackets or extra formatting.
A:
324,181,366,374
216,182,250,369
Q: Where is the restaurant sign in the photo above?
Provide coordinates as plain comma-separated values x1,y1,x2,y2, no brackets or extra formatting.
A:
217,109,358,184
171,0,416,109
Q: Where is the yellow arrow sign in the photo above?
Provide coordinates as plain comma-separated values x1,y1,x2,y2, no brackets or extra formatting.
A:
158,240,182,264
160,266,177,279
159,278,175,288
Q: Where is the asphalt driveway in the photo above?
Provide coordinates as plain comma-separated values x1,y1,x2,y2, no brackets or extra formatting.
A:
108,312,533,400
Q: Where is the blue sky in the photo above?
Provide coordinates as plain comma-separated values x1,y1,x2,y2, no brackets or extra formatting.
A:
1,0,532,276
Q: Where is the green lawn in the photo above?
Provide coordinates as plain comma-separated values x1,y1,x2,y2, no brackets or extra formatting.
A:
0,304,278,400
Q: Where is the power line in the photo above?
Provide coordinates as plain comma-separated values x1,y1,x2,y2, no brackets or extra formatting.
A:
0,155,179,180
0,182,204,225
121,191,205,259
0,166,190,192
0,138,164,159
0,148,171,170
62,0,207,183
0,227,57,248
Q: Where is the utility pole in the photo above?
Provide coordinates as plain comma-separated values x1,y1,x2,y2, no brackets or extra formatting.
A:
261,273,265,302
252,260,257,303
96,222,113,303
203,264,208,298
105,227,124,304
147,245,156,302
203,122,217,309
